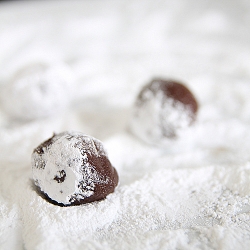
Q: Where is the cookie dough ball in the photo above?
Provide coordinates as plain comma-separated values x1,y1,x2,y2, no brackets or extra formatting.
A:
32,131,119,206
130,78,198,145
1,63,73,121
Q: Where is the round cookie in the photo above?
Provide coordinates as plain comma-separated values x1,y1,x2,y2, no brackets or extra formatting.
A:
1,62,73,121
32,131,119,206
130,78,198,145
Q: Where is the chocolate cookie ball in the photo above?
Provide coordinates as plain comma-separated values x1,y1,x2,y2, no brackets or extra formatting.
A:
1,63,73,121
32,131,119,206
130,78,198,145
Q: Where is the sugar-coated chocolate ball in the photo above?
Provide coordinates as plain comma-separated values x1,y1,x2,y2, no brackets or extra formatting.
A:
32,131,119,206
1,63,73,121
130,78,198,145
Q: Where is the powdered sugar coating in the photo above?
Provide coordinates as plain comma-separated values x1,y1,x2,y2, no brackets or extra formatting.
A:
1,63,73,121
130,79,198,145
32,131,118,206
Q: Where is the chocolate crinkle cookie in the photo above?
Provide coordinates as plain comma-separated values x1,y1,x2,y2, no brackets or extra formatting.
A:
129,78,198,145
32,131,119,206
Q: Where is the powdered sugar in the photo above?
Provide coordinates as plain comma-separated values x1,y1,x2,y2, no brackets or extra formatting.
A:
0,0,250,249
130,88,194,144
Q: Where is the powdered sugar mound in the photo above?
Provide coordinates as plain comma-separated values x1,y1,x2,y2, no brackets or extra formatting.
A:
0,62,73,121
69,164,249,250
32,131,118,205
0,198,22,250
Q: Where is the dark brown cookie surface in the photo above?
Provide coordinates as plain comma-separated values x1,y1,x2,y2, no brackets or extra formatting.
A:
32,131,118,206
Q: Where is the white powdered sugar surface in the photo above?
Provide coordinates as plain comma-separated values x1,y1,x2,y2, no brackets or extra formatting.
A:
0,0,250,249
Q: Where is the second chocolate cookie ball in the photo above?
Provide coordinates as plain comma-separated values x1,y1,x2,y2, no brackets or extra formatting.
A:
130,78,198,145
